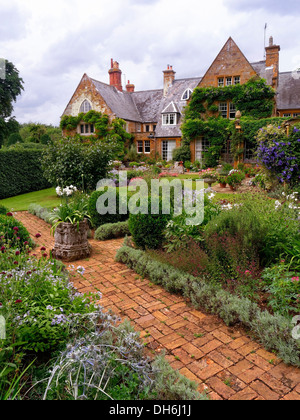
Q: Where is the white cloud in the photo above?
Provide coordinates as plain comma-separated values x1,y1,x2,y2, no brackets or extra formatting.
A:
0,0,299,125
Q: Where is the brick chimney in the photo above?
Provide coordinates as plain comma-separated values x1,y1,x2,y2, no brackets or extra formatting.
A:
163,65,176,97
265,36,280,89
109,59,123,92
126,80,135,93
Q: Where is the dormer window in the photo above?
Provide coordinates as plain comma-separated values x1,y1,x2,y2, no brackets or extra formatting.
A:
162,113,177,125
162,102,179,125
182,89,193,101
80,99,92,113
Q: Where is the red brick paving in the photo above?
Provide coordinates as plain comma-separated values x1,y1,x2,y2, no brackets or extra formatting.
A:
15,211,300,401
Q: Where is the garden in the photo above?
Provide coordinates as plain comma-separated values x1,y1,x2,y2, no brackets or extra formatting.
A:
0,113,299,400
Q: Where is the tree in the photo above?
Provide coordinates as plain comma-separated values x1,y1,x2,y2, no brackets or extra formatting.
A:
0,60,24,147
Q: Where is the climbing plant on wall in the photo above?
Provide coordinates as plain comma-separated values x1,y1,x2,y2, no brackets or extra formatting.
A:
185,77,275,120
60,110,134,158
180,77,277,166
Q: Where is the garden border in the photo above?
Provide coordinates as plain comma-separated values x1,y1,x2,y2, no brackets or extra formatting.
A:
116,243,300,368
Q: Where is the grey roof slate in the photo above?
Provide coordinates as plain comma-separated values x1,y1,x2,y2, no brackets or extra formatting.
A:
90,78,142,122
155,77,202,138
251,61,274,85
131,89,163,123
277,72,300,110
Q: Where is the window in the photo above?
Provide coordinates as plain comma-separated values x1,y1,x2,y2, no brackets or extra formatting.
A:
162,113,177,125
182,89,193,101
219,103,228,119
234,76,240,85
79,124,95,135
136,123,142,132
162,140,176,161
144,140,151,154
80,100,92,113
153,125,157,132
218,78,224,87
283,113,291,118
229,103,236,119
145,125,150,132
137,141,143,154
226,77,232,86
293,113,300,117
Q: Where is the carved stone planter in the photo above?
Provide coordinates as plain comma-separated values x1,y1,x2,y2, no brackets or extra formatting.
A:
52,219,91,262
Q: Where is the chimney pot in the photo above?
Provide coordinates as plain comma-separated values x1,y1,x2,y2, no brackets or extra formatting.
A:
269,36,274,47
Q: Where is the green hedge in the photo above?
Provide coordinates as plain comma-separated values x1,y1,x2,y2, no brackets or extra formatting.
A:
88,188,133,228
94,221,130,241
0,148,51,199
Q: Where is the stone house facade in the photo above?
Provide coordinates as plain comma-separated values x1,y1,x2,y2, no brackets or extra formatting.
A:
61,37,300,163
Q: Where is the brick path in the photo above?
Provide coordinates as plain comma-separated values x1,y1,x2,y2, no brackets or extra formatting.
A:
15,211,300,400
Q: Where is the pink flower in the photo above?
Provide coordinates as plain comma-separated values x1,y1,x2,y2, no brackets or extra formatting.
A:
15,251,20,256
35,233,41,238
292,277,300,282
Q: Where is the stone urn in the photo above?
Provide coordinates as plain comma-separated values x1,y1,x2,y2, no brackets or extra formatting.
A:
203,178,216,191
52,219,91,262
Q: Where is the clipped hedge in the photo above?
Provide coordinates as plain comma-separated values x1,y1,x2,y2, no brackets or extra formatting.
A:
94,221,130,241
28,203,53,225
116,244,300,368
88,188,132,228
0,148,51,199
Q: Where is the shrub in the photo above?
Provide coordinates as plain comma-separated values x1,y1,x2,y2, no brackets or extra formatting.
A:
256,124,300,186
0,148,51,199
262,263,300,317
0,214,34,250
204,193,300,266
28,204,52,224
88,188,130,228
0,205,9,216
95,221,130,241
128,197,172,250
42,137,113,191
226,170,246,188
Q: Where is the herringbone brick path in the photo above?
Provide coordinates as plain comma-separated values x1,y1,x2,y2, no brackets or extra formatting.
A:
15,211,300,400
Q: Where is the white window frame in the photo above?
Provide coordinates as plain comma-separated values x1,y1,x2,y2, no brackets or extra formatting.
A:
162,140,176,162
80,99,92,113
234,76,241,85
137,141,143,154
219,102,228,119
218,78,224,87
226,77,232,86
181,89,193,101
162,113,177,126
229,103,236,119
144,140,151,154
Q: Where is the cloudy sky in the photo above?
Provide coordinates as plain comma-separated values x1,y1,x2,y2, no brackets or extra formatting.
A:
1,0,300,126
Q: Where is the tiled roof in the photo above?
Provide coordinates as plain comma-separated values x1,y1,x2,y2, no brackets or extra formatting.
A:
155,77,202,138
90,78,142,122
277,72,300,110
131,89,163,123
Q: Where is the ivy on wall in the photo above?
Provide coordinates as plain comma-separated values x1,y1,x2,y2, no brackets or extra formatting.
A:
60,110,133,143
185,77,276,120
180,77,278,166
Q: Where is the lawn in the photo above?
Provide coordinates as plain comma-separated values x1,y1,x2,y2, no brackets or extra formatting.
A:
0,188,60,211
